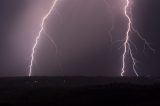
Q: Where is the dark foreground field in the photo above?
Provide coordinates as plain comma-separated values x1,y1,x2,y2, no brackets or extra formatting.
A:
0,77,160,105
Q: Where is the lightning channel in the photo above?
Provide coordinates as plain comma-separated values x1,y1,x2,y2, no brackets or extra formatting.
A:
104,0,115,44
29,0,59,77
121,0,155,76
121,0,132,77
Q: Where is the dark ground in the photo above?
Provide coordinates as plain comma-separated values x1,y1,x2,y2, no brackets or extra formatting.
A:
0,77,160,106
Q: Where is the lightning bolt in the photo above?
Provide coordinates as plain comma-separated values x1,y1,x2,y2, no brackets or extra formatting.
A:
104,0,115,44
29,0,59,77
121,0,132,77
121,0,155,76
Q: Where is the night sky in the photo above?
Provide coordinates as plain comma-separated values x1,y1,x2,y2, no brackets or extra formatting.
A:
0,0,160,77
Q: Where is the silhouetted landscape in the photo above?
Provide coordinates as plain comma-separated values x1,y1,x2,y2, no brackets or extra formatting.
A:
0,77,160,105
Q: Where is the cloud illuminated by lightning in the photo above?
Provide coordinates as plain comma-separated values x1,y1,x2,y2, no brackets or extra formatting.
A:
121,0,155,76
29,0,59,76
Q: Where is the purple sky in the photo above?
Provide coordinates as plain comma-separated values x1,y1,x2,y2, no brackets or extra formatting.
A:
0,0,160,77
